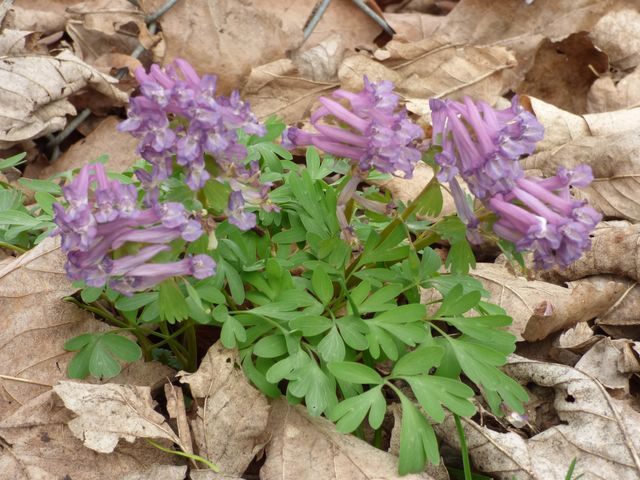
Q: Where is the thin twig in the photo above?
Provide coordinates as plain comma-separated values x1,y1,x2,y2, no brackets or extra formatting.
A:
303,0,332,40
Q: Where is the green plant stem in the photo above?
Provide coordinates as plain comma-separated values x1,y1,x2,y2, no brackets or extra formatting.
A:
454,414,472,480
149,323,192,350
145,439,219,472
345,176,437,278
183,320,198,372
159,322,190,369
0,241,26,253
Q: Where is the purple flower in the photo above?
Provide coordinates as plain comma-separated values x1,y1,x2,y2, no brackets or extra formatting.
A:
53,163,213,294
119,59,266,193
488,169,601,268
429,96,544,199
282,77,424,179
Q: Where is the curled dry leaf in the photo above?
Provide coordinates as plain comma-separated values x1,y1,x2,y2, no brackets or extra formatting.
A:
291,34,345,83
435,357,640,479
178,343,270,477
261,398,435,480
0,390,177,479
567,275,640,338
575,337,640,391
0,50,128,149
66,0,150,67
340,38,517,105
522,130,640,221
0,237,172,420
2,4,67,35
590,8,640,70
587,67,640,113
521,95,640,152
518,32,608,114
467,263,626,341
556,322,602,353
54,381,181,454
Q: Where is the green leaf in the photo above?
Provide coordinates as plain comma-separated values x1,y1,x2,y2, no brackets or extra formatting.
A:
0,210,39,227
373,304,426,324
397,394,439,475
253,334,288,358
420,247,441,278
329,385,386,433
405,375,476,422
80,286,103,304
435,284,481,317
18,178,62,195
336,316,369,350
242,353,281,398
392,346,444,377
414,180,443,217
289,315,332,336
115,292,158,312
311,265,333,305
222,261,245,304
159,279,189,324
287,356,336,416
358,284,403,313
65,333,141,380
220,315,247,348
446,239,476,274
326,361,383,385
317,326,345,362
0,152,26,171
34,191,56,215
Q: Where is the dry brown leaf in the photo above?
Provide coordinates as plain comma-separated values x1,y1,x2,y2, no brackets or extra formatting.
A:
556,322,601,352
575,338,639,391
386,13,444,42
164,383,193,456
522,95,640,152
0,50,128,149
0,237,172,420
261,398,435,480
522,130,640,221
140,0,302,94
587,68,640,113
0,29,40,56
178,343,270,477
123,465,187,480
2,5,67,35
465,263,626,341
291,34,345,83
340,38,516,105
189,472,243,480
518,32,608,114
435,357,640,479
66,0,151,66
0,389,177,479
433,0,626,88
590,8,640,70
566,275,640,334
242,58,335,124
54,381,181,453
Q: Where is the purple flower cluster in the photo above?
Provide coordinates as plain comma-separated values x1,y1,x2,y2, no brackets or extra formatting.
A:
53,164,215,294
282,77,424,179
119,59,269,230
429,96,601,268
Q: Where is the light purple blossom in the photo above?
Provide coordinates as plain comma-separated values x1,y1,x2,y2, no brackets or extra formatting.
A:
119,59,273,229
429,96,543,199
488,168,601,268
282,77,424,179
53,163,214,294
428,96,600,268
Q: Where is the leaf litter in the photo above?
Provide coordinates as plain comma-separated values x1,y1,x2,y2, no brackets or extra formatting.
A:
2,0,640,478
